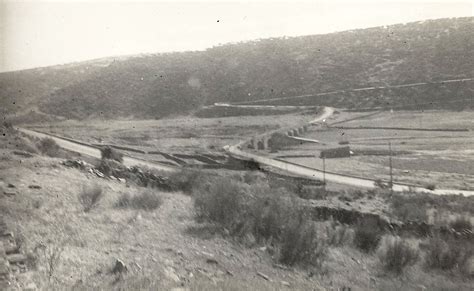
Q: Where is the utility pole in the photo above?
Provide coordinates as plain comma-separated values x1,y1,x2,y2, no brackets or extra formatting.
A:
389,141,393,193
322,155,326,190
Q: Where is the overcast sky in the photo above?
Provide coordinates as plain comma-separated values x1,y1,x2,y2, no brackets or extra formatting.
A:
1,0,472,72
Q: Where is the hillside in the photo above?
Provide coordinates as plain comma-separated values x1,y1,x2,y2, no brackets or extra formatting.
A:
1,17,473,120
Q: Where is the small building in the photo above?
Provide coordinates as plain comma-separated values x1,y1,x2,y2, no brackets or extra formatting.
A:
320,146,351,159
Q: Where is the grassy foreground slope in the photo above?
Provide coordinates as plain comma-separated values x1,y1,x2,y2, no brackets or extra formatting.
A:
1,17,473,120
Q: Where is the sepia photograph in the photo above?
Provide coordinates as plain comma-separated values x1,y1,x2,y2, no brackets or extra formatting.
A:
0,0,473,289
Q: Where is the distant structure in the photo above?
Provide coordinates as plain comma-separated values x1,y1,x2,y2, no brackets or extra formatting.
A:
320,146,351,159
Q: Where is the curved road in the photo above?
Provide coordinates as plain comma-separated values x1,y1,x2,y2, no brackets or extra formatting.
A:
18,128,176,172
18,107,473,196
224,107,474,196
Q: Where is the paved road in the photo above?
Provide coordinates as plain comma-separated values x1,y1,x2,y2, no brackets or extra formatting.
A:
18,128,176,172
225,107,474,196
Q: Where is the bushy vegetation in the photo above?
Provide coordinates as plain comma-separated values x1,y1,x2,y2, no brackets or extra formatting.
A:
424,183,436,191
193,176,329,267
78,184,104,212
354,217,383,253
279,216,327,267
100,146,123,163
392,202,427,222
14,136,39,154
378,236,419,274
167,169,208,193
249,189,298,242
97,159,126,177
36,137,61,157
390,193,429,222
194,177,245,230
115,189,163,211
424,236,473,275
390,192,474,222
297,186,331,200
325,221,353,247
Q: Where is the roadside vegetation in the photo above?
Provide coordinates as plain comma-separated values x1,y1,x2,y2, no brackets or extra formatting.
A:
100,146,123,163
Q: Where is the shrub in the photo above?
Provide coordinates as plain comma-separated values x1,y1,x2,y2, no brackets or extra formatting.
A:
2,121,13,130
354,217,383,253
168,169,207,193
298,187,329,200
115,190,162,211
392,203,427,222
378,236,419,274
250,189,297,242
242,171,267,185
36,137,61,157
325,221,353,247
192,176,328,268
97,159,126,177
449,216,472,233
193,177,245,230
390,194,428,222
14,136,39,154
279,215,327,267
425,183,436,191
100,146,123,163
424,236,473,273
374,179,391,189
78,184,104,212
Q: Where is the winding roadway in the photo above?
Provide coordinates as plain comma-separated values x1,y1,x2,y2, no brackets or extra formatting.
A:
18,106,474,196
224,107,474,196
